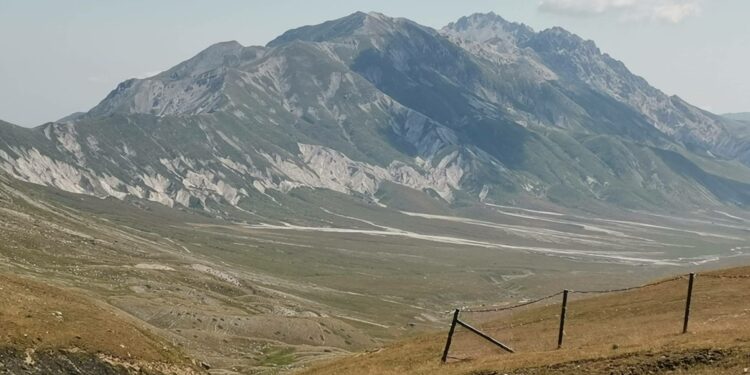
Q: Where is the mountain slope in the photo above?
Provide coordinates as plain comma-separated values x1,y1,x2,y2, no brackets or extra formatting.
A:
0,12,749,216
2,158,750,373
443,14,738,156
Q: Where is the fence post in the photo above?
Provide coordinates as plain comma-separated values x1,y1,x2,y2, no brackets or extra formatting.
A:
557,289,569,349
441,309,460,363
682,273,695,334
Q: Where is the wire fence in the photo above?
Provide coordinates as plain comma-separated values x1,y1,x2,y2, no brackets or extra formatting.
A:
700,274,750,279
460,275,685,314
461,291,565,313
441,272,750,362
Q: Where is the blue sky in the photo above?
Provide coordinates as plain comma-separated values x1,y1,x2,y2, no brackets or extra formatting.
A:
0,0,747,126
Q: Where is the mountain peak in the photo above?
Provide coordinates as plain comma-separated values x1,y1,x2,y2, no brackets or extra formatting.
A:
267,11,372,47
164,40,247,78
364,11,389,20
442,12,534,44
86,40,252,117
266,11,420,48
449,11,512,28
533,26,599,54
206,40,244,50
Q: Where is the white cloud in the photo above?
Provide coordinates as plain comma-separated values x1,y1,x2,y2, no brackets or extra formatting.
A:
652,2,701,23
538,0,701,23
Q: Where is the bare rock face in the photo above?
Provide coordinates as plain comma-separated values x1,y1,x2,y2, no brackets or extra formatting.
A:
1,11,750,214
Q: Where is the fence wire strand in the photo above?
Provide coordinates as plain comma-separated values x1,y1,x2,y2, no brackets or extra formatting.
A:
461,291,564,313
570,275,685,294
486,315,558,331
459,275,690,313
700,274,750,279
454,273,750,314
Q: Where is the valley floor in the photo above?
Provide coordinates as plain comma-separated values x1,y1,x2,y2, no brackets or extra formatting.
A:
2,175,750,373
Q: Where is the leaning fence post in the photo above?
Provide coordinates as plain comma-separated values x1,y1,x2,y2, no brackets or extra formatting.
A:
441,309,460,363
683,273,695,334
455,319,515,353
557,290,569,349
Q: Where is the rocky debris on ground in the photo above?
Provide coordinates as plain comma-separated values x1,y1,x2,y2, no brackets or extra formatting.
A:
0,348,203,375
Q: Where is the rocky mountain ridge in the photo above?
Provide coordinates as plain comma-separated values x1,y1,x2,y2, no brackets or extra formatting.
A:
1,12,750,216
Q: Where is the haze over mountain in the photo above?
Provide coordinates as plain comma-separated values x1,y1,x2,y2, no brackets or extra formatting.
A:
3,11,750,374
1,11,750,219
724,112,750,123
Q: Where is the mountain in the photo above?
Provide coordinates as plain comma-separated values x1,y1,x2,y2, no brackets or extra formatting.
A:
1,12,750,217
724,112,750,123
3,13,750,373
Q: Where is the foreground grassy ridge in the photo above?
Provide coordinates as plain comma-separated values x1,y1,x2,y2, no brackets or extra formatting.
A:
0,273,202,374
297,266,750,375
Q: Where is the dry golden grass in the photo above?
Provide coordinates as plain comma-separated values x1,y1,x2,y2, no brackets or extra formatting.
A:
297,266,750,375
0,273,200,372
